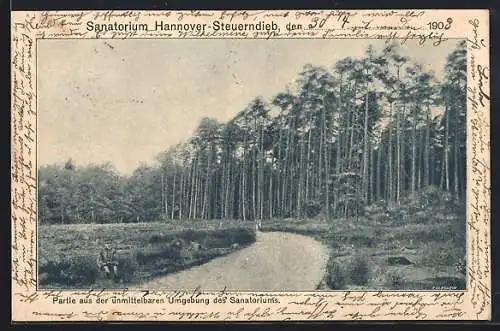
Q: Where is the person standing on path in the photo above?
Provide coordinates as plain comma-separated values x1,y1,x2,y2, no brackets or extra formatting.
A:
255,219,262,232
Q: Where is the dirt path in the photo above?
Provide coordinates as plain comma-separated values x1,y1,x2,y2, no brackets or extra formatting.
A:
137,231,329,291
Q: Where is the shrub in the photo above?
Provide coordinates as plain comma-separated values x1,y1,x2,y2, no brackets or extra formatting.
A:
181,229,207,243
203,228,256,248
347,254,370,286
179,246,194,262
326,258,346,290
386,270,405,289
68,255,99,285
117,255,139,283
420,240,465,267
203,235,231,248
149,233,170,244
455,256,466,276
39,260,72,285
348,235,376,248
370,186,465,226
228,228,256,246
136,242,183,265
304,200,322,218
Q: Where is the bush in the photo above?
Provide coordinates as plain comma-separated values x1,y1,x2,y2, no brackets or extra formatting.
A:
179,246,194,262
420,240,465,267
326,258,346,290
38,260,71,285
347,254,370,286
304,200,322,218
348,235,376,248
386,270,405,289
68,255,99,285
371,186,465,226
117,255,139,283
202,235,231,248
39,256,100,286
149,233,170,244
136,242,183,265
203,228,256,248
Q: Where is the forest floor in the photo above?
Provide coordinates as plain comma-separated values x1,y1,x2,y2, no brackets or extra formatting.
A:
137,231,329,291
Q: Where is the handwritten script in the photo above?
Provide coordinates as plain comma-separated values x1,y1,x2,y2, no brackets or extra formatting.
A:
13,10,450,45
466,16,491,320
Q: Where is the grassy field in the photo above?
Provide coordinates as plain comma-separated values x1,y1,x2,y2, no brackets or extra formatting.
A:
39,189,466,291
39,220,256,289
260,191,467,291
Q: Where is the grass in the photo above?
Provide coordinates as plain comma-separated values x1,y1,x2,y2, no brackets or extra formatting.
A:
261,188,467,291
39,220,256,289
39,188,466,291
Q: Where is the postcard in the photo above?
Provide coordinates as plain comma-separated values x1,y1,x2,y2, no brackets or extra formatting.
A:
11,9,490,321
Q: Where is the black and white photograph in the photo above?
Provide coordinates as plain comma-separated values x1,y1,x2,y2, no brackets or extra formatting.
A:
37,38,468,292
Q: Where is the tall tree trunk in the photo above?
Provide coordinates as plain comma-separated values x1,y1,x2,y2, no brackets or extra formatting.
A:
179,169,184,220
283,116,294,217
411,105,418,194
322,105,330,218
362,88,370,202
259,123,264,220
388,101,394,202
334,81,344,218
418,130,424,190
440,146,446,189
201,157,207,220
277,118,283,217
305,112,313,203
161,172,168,218
430,144,435,186
224,150,231,220
171,170,176,220
424,103,431,186
241,155,247,221
297,136,305,217
90,194,95,223
453,102,459,198
242,127,248,221
376,147,381,200
396,103,401,203
229,157,235,219
194,156,201,219
400,104,406,199
268,166,273,219
188,157,196,220
369,140,374,203
444,105,450,191
252,146,257,220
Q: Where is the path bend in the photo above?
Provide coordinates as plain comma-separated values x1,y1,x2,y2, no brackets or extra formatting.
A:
137,231,329,291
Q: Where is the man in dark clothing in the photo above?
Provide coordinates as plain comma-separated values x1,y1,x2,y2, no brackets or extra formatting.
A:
97,244,119,279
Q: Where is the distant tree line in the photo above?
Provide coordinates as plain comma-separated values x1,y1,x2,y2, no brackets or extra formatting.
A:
38,41,467,224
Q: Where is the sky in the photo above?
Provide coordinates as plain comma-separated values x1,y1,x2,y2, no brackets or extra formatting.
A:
38,38,460,175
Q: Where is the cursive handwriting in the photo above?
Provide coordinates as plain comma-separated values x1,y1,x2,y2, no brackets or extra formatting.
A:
468,19,487,49
10,9,453,46
466,18,491,319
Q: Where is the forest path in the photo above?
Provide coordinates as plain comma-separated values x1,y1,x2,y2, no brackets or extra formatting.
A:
137,231,329,291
